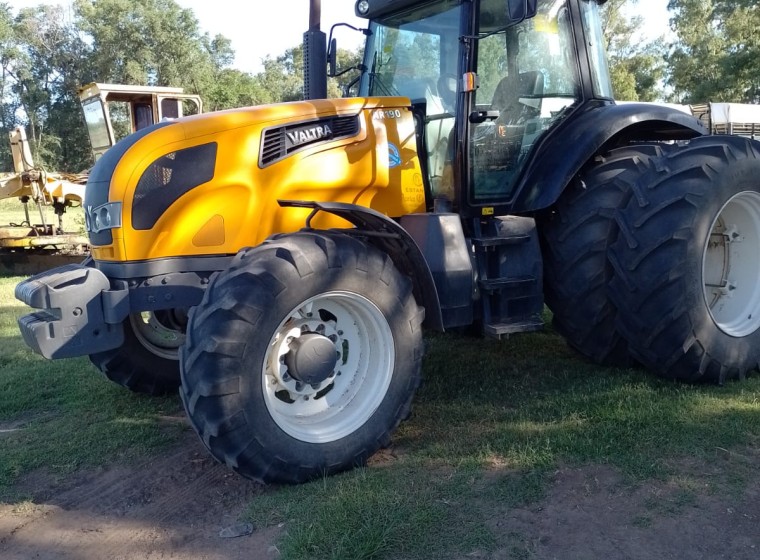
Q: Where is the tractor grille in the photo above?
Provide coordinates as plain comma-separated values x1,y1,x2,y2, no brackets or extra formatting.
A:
259,116,360,167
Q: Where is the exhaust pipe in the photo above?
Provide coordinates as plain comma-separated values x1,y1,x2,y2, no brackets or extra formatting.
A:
303,0,327,100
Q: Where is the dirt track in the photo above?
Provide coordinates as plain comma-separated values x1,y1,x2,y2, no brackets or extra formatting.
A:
492,462,760,559
0,430,280,560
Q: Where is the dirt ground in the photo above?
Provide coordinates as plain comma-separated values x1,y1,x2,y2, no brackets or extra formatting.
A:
0,430,280,560
1,430,758,560
491,461,760,560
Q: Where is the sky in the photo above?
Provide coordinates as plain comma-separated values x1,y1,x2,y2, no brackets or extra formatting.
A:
10,0,366,74
11,0,671,74
160,0,367,73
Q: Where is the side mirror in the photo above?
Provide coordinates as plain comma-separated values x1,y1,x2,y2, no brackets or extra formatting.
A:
328,38,337,77
506,0,538,24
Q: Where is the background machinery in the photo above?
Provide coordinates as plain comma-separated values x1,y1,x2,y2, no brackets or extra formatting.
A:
78,82,203,161
15,0,760,484
0,126,87,274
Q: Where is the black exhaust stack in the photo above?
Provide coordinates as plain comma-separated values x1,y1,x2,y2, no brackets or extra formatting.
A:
303,0,327,100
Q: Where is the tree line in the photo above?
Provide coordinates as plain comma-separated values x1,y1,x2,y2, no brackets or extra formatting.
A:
1,0,758,173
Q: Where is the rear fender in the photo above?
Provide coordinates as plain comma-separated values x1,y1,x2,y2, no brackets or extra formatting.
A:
511,102,706,212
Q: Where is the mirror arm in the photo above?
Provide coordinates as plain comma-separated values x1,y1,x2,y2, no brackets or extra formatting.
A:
334,64,366,78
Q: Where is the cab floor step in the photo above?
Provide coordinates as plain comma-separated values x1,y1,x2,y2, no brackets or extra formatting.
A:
472,234,530,248
479,276,537,291
483,317,544,339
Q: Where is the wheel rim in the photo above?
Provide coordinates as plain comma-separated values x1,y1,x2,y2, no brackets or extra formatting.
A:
702,191,760,337
262,291,395,443
129,310,187,360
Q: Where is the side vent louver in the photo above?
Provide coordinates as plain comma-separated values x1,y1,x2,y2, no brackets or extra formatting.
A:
260,116,360,167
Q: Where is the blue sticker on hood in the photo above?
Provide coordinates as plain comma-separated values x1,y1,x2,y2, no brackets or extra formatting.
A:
388,143,401,168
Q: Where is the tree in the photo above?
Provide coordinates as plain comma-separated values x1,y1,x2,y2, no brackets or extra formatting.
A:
202,68,262,111
251,44,364,104
199,33,267,111
74,0,214,88
0,3,19,170
253,46,305,104
601,0,666,101
667,0,760,103
329,46,364,98
4,4,90,170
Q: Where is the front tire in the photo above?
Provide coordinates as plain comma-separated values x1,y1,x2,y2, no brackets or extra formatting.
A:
179,232,424,483
610,136,760,383
89,310,185,395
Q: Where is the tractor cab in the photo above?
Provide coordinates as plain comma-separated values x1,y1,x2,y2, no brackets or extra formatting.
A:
78,82,203,161
356,0,612,216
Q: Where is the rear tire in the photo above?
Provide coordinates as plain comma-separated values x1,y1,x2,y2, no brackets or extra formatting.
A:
179,231,424,483
89,310,185,395
539,145,670,365
609,136,760,383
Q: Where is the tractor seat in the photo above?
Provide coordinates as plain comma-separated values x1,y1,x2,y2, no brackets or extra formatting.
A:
490,71,544,124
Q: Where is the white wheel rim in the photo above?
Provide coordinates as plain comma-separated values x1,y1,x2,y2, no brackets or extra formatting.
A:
702,191,760,337
129,311,185,360
262,291,395,443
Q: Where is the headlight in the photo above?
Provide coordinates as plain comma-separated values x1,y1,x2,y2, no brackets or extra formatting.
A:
85,202,122,233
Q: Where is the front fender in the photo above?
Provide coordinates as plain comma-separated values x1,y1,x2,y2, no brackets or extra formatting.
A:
511,101,707,213
279,200,444,331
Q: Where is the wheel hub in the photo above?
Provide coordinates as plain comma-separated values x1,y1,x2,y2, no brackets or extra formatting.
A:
263,291,395,444
284,332,337,385
129,310,187,360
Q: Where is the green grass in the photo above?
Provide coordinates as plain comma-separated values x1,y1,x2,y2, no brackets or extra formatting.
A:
2,275,760,558
248,467,495,560
0,276,184,500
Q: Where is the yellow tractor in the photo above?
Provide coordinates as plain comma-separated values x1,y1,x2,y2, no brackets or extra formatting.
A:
15,0,760,484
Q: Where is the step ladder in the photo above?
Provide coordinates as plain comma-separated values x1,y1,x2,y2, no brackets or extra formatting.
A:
471,216,544,339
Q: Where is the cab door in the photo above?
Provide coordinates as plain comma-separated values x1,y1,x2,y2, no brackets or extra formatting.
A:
463,0,582,217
